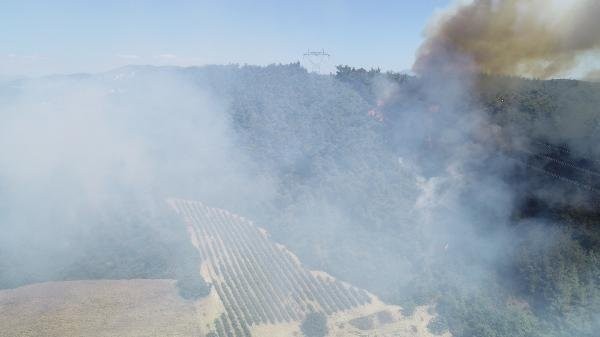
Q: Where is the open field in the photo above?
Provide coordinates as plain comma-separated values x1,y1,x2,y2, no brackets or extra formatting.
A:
0,279,204,337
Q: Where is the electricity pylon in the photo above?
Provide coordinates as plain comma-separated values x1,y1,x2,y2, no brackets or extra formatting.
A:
303,49,330,73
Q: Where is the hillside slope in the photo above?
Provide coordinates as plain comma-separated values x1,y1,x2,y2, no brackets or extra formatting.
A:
0,199,450,337
169,198,449,337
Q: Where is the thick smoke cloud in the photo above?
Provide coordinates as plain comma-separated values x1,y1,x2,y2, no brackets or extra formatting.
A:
411,0,600,211
397,2,600,334
0,68,274,208
0,67,275,286
414,0,600,78
584,69,600,82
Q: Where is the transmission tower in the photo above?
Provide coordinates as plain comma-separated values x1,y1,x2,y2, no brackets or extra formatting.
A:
303,49,330,73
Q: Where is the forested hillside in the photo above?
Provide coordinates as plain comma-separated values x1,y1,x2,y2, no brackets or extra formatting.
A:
0,64,598,337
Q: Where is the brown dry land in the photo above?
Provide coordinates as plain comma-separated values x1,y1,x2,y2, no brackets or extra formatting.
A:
0,278,449,337
0,279,204,337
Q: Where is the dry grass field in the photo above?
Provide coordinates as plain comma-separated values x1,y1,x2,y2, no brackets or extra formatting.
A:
0,278,449,337
0,279,204,337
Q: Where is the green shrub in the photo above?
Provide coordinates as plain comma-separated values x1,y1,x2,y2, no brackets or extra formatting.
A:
176,272,210,300
301,312,328,337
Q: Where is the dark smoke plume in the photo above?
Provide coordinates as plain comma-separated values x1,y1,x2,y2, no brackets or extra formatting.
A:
414,0,600,78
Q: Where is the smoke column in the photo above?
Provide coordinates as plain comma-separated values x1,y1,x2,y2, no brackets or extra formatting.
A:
414,0,600,78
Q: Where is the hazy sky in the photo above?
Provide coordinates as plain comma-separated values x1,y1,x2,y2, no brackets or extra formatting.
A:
0,0,451,77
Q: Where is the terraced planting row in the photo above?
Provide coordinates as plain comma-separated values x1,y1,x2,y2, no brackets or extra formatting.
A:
170,199,371,337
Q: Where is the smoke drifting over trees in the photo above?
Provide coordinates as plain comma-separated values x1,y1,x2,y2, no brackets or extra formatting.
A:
414,0,600,78
1,2,599,337
1,62,598,337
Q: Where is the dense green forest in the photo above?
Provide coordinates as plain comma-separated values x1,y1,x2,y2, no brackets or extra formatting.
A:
0,64,598,337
